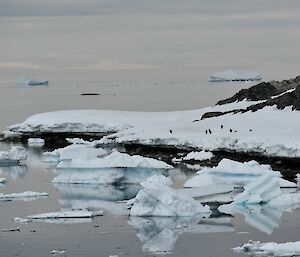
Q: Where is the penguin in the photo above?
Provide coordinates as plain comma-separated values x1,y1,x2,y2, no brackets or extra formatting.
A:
221,125,223,129
169,129,173,134
208,129,212,134
229,129,233,133
205,130,208,134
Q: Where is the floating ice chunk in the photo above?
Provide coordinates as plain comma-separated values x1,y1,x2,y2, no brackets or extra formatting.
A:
183,151,214,161
234,174,282,204
57,151,173,169
14,217,32,223
209,69,262,82
51,249,66,255
0,191,48,201
27,210,103,220
130,175,211,217
0,177,7,183
28,138,45,147
16,77,48,86
233,240,300,256
196,159,296,188
52,168,167,185
66,138,95,145
0,146,27,164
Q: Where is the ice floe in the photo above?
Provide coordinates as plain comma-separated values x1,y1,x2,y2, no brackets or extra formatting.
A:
182,150,214,161
16,77,48,86
233,240,300,256
0,177,7,183
184,159,296,188
27,138,45,147
0,191,48,201
56,151,173,169
129,175,211,217
209,69,262,82
0,146,27,164
26,210,104,220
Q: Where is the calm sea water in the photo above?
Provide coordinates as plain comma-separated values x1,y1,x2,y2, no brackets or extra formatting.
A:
0,7,300,257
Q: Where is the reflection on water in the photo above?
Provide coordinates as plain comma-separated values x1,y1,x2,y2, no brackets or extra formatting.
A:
219,203,283,235
0,165,27,178
129,214,233,254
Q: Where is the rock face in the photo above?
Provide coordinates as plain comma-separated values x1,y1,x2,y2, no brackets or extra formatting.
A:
217,76,300,105
201,76,300,120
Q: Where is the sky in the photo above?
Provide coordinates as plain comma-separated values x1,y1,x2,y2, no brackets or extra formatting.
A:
1,0,300,17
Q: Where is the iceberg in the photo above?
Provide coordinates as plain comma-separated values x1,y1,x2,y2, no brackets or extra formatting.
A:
192,159,296,188
56,151,173,169
182,150,214,161
52,167,167,185
233,240,300,256
28,138,44,147
209,69,262,82
0,146,27,164
129,175,211,217
16,77,48,86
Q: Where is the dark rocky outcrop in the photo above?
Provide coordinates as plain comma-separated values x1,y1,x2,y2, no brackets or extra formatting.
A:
217,76,300,105
201,76,300,120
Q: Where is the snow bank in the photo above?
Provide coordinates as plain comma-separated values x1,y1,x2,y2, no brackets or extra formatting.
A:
0,191,48,201
0,146,26,163
209,69,262,82
28,138,44,147
130,175,211,217
57,151,173,169
186,159,296,188
52,168,167,185
182,151,214,161
16,77,48,86
233,240,300,256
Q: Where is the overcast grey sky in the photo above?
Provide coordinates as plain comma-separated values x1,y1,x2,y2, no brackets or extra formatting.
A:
1,0,300,17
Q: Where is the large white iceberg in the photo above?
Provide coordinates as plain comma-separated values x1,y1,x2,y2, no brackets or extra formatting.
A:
209,69,262,82
57,151,173,169
186,159,296,188
52,167,167,185
233,240,300,256
16,77,48,86
129,175,211,217
0,146,27,164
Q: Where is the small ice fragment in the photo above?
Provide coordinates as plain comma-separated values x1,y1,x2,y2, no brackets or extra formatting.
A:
27,210,104,220
51,249,66,255
0,146,27,163
2,226,20,232
14,217,32,223
28,138,45,147
16,77,48,86
0,178,7,184
0,191,48,201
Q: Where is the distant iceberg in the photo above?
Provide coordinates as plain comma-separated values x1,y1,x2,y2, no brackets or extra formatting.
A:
16,77,48,86
209,69,262,82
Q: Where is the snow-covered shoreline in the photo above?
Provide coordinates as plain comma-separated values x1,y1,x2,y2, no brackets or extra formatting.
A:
2,77,300,159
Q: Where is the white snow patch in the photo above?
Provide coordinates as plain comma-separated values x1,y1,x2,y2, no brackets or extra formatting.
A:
209,69,262,82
